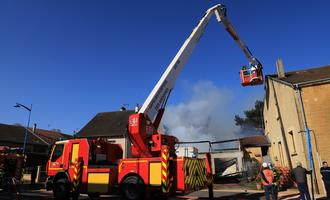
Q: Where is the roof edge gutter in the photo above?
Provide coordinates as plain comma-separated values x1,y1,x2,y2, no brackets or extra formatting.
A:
295,77,330,88
266,76,294,88
267,76,330,89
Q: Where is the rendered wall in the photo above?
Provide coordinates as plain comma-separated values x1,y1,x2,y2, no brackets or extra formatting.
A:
263,79,307,169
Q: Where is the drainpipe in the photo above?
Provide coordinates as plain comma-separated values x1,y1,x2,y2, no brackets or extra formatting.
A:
294,84,319,198
267,73,327,197
310,130,322,169
310,129,326,195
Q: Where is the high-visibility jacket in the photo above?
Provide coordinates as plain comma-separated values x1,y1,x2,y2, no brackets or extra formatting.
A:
261,169,274,186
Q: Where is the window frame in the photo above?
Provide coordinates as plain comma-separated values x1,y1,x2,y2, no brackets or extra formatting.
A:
50,144,64,162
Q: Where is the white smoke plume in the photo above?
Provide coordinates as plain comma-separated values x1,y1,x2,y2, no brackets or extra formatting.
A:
162,80,242,151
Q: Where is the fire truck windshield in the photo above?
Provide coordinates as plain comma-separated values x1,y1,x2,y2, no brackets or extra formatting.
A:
51,144,64,162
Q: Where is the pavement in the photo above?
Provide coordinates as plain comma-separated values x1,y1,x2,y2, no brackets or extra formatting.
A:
0,183,327,200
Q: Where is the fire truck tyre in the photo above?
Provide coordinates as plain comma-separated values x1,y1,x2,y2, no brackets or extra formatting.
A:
122,176,145,200
72,192,80,200
88,193,100,199
53,178,70,200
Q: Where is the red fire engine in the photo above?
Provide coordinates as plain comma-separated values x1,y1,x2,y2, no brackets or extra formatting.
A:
0,146,25,191
46,4,262,200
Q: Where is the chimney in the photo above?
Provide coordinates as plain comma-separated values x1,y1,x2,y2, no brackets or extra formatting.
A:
33,123,37,133
276,58,285,78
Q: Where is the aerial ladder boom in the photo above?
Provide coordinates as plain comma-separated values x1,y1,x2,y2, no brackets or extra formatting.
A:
139,4,263,124
218,6,262,71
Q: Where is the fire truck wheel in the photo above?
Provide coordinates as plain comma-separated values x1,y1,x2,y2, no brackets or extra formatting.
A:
88,193,100,199
122,175,145,200
72,192,80,200
53,178,70,200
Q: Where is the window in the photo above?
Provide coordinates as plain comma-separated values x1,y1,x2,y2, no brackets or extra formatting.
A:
71,144,79,163
278,142,284,166
51,144,64,162
289,131,297,155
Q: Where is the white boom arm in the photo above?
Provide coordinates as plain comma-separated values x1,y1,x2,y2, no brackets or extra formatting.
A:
139,4,260,122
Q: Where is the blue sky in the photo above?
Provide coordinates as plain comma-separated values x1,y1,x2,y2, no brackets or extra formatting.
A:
1,1,330,135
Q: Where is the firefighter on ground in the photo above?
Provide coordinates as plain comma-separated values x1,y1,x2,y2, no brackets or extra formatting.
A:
291,162,311,200
320,161,330,198
268,162,280,199
260,162,277,200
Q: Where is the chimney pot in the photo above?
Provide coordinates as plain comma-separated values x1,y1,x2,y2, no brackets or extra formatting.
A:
33,123,37,133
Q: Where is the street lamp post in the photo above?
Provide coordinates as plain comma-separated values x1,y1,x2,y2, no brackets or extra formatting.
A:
14,103,32,155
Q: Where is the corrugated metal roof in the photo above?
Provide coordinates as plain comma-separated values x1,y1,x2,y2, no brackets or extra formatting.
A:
76,110,135,138
239,135,270,147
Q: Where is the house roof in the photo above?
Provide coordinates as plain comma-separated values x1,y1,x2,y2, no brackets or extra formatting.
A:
0,123,70,146
0,123,44,146
76,110,135,138
33,129,72,145
239,135,270,147
268,65,330,86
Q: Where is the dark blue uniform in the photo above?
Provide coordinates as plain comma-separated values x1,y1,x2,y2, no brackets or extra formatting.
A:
320,166,330,198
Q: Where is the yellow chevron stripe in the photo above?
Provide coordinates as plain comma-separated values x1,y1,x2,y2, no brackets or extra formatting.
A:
184,158,210,189
162,162,167,169
161,147,171,194
197,160,205,186
162,170,167,178
162,153,169,161
196,161,203,175
190,161,197,174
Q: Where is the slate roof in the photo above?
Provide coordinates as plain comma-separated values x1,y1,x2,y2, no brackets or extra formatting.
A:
0,123,70,146
0,123,44,145
76,110,135,138
33,129,72,145
268,65,330,85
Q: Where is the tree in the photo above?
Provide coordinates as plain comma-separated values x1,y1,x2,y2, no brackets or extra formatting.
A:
234,100,264,129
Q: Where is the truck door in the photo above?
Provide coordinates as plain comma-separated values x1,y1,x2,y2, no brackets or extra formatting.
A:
48,143,65,171
70,143,80,165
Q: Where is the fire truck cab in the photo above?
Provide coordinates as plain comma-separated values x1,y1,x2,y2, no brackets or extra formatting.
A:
46,138,212,199
46,139,121,198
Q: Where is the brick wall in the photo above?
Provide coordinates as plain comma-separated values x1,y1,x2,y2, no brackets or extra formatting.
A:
302,83,330,195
